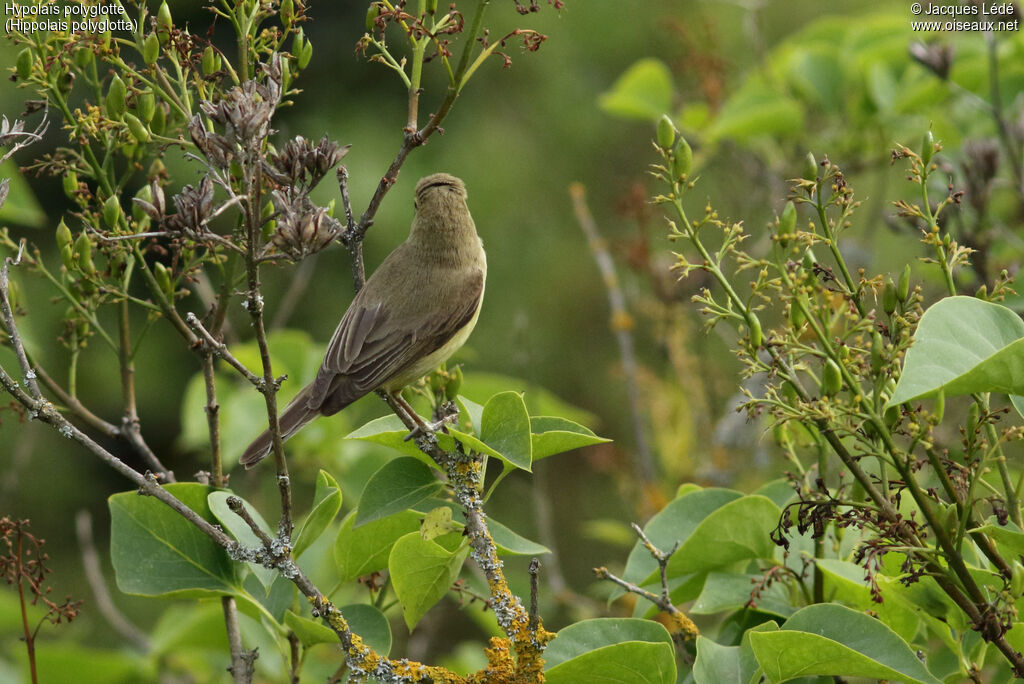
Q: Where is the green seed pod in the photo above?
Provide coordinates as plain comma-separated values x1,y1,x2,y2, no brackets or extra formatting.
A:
882,279,897,315
16,48,31,81
897,264,910,302
136,91,155,123
280,55,291,89
673,137,693,179
63,171,79,199
106,75,127,120
747,312,763,348
154,262,173,299
143,32,160,66
802,152,818,182
427,0,438,14
821,359,842,397
778,200,797,247
202,46,216,75
921,129,934,167
772,422,791,447
781,380,799,404
75,317,90,342
56,219,74,252
365,3,380,31
1011,562,1024,597
74,233,95,275
125,114,150,143
656,115,675,150
157,2,173,45
281,0,294,26
802,250,816,272
299,40,313,69
445,365,463,401
967,402,980,436
932,388,945,424
150,103,166,136
942,233,951,249
871,331,884,373
976,284,989,301
103,195,122,229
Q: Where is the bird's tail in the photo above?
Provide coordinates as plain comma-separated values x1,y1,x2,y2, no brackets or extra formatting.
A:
240,384,317,468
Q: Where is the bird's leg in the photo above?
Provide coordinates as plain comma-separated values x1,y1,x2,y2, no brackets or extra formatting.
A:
391,391,457,442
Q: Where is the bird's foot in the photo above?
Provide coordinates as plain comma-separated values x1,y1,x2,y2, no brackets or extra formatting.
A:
403,411,458,442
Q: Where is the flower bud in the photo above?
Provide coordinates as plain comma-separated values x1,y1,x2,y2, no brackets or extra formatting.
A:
143,32,160,66
16,49,31,81
125,114,150,143
921,130,935,167
154,262,174,299
202,46,216,75
932,388,945,424
672,136,693,179
871,331,884,373
656,115,675,150
281,0,295,26
106,75,127,120
897,264,910,302
74,233,95,275
802,152,817,182
136,91,156,123
445,366,463,401
62,172,79,200
56,219,73,251
150,102,166,136
366,3,380,31
821,359,842,397
103,195,122,229
157,2,173,45
1011,561,1024,597
882,279,897,315
778,200,796,247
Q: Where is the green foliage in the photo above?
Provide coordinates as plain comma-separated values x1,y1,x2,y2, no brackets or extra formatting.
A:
109,484,239,598
543,618,677,683
889,296,1024,410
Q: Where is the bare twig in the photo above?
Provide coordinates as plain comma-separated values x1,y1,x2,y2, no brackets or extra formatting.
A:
222,596,255,684
186,312,263,387
0,242,41,398
74,510,149,651
570,183,657,492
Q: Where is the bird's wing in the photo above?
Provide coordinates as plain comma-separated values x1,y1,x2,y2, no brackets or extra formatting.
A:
308,267,484,414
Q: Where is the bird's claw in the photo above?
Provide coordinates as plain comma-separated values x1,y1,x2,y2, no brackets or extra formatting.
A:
403,413,457,442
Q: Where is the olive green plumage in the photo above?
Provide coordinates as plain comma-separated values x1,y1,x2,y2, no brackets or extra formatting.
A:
241,173,486,467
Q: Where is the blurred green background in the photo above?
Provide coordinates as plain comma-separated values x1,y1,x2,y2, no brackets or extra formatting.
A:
2,0,1023,680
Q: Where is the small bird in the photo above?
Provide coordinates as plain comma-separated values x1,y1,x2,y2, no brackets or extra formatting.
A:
241,173,486,467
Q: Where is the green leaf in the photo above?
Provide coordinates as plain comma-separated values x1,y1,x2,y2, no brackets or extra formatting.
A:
389,532,468,630
109,483,239,597
33,643,146,684
544,618,676,684
691,571,796,619
208,491,276,591
0,157,45,227
693,622,776,684
544,618,674,668
708,80,804,143
617,488,741,603
969,522,1024,560
293,469,342,558
748,604,943,684
488,517,550,556
479,391,533,471
531,415,611,461
149,602,229,656
544,642,676,684
815,558,920,643
285,609,339,647
889,296,1024,408
455,395,484,431
355,457,443,526
345,414,433,464
334,509,421,582
342,603,393,656
597,58,674,121
420,506,461,541
663,495,781,579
